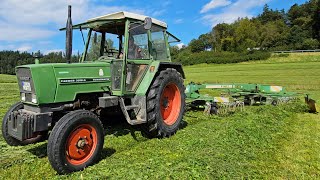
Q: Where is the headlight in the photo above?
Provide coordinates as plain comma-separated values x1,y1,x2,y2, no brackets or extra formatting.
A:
21,93,26,101
31,94,37,104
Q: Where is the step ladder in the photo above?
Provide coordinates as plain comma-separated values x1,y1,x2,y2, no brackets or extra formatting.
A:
119,97,147,125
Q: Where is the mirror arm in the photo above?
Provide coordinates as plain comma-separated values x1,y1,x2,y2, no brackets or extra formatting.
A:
79,26,85,46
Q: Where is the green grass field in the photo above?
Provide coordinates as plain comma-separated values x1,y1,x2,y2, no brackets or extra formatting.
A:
0,53,319,179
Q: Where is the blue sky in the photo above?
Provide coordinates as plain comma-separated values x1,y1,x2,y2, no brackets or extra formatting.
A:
0,0,308,54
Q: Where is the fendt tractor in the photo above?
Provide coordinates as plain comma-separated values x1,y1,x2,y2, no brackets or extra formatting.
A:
2,6,185,174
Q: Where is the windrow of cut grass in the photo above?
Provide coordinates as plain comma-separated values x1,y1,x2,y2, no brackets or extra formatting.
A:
0,74,17,83
0,52,319,179
0,103,315,179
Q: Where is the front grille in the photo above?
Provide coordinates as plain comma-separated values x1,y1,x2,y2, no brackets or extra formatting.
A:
16,68,35,102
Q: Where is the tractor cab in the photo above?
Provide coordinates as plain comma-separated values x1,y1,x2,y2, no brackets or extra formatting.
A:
64,11,181,95
66,11,180,61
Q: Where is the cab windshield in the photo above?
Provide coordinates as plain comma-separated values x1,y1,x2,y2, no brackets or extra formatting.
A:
85,30,123,61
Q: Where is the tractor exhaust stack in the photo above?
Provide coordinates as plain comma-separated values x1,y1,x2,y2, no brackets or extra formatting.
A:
66,5,73,63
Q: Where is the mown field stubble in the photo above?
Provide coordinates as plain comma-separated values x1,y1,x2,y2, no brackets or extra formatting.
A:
0,53,319,179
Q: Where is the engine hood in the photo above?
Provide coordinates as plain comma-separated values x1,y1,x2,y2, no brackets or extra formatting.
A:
16,62,112,105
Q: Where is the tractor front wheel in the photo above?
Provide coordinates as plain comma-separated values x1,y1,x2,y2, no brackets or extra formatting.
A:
47,110,104,174
143,68,185,138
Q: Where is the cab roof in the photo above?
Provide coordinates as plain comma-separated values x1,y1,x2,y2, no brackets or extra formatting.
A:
88,11,167,28
59,11,180,42
60,11,167,32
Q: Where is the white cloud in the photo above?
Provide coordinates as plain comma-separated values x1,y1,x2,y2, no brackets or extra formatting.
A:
43,49,64,55
162,1,171,7
201,0,271,27
200,0,232,13
0,0,145,44
176,43,185,49
0,44,16,50
16,45,33,52
202,11,249,27
0,0,174,52
38,41,53,45
151,9,167,17
0,44,32,52
174,19,184,24
0,0,146,27
0,21,57,41
0,0,86,26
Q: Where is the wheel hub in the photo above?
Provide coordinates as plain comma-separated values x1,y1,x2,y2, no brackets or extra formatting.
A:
76,138,87,149
162,97,169,109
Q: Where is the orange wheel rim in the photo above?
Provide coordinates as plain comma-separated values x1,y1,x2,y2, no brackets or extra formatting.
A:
65,124,98,165
160,83,182,125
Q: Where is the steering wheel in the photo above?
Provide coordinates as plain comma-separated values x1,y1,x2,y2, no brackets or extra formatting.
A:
104,47,119,57
98,56,114,61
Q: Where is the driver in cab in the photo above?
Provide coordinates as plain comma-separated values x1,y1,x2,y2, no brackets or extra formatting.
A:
128,36,142,59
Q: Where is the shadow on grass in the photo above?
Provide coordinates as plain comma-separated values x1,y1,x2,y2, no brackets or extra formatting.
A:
101,111,146,141
28,142,116,162
99,147,116,161
180,120,188,130
27,143,47,158
27,113,141,158
28,110,187,158
101,110,189,139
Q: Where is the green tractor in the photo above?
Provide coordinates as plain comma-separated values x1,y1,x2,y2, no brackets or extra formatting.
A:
2,6,185,174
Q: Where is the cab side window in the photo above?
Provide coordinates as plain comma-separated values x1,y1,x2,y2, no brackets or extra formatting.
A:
151,26,168,60
128,24,149,60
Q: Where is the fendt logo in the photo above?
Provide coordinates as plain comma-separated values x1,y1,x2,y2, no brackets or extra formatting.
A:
19,76,30,81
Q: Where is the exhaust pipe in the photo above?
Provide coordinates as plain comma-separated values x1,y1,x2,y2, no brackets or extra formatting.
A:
66,5,73,63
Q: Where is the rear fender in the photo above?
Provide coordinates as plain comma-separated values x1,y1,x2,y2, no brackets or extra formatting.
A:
135,61,185,96
158,62,185,79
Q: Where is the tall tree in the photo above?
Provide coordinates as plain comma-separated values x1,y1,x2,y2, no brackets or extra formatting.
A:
258,4,286,24
234,18,259,51
312,0,320,40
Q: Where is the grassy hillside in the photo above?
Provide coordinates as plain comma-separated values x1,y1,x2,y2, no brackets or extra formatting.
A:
0,53,319,179
185,53,320,100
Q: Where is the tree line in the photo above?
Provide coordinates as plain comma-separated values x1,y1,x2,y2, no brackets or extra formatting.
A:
171,0,320,65
0,51,80,75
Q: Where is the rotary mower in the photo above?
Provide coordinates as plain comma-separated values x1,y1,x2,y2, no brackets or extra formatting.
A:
185,82,317,115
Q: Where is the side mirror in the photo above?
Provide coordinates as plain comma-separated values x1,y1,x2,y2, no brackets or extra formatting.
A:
144,17,152,30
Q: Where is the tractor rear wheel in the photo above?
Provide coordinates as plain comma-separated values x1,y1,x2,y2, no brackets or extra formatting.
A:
2,102,47,146
47,110,104,174
143,68,185,138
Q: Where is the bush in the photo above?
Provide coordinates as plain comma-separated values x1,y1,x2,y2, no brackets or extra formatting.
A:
302,38,319,50
272,53,290,58
176,51,271,66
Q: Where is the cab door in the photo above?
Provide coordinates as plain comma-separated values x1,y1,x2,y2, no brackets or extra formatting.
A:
123,22,151,94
